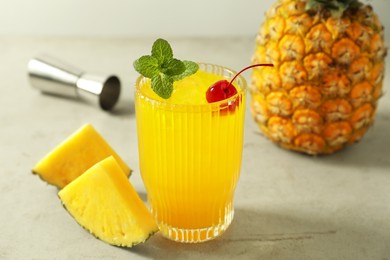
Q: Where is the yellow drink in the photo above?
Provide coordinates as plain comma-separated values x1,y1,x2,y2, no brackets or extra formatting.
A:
135,63,246,242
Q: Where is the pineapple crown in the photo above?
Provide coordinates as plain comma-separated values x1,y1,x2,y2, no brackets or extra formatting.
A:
306,0,363,17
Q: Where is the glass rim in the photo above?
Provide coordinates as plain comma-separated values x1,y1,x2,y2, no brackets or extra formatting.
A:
135,62,247,109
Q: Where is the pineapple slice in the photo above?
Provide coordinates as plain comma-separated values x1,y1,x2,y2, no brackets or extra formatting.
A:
32,124,131,189
58,156,158,247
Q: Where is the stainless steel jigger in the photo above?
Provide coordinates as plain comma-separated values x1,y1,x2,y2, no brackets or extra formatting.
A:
28,55,121,111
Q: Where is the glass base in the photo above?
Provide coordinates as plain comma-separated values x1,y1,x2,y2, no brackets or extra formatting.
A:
157,208,234,243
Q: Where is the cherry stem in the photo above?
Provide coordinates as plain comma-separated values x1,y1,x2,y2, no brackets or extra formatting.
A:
228,63,274,88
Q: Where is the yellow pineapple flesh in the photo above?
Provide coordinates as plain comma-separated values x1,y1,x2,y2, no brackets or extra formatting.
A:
251,0,387,154
32,124,131,188
58,156,158,247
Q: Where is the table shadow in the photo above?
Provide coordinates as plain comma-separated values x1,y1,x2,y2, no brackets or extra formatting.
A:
121,207,390,259
109,96,135,116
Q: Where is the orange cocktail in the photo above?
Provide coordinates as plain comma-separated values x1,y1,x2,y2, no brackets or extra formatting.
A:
135,63,246,243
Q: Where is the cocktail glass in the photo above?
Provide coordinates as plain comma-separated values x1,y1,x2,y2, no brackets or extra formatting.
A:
135,63,247,243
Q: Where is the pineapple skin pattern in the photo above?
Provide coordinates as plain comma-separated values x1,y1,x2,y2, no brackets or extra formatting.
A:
251,0,387,155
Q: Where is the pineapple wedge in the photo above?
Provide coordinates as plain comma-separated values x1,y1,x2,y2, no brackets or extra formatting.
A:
58,156,158,247
32,124,131,188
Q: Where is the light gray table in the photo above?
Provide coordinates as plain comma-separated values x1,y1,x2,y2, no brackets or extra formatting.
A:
1,37,389,259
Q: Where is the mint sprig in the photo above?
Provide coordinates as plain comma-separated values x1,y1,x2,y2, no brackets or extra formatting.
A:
133,38,199,99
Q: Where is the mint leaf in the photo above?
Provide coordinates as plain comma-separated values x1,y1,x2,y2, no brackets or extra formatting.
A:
151,73,174,99
133,55,159,78
172,61,199,81
152,38,173,65
134,38,199,99
161,59,186,76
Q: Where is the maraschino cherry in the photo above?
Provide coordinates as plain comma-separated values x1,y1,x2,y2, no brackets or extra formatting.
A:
206,80,237,103
206,64,274,105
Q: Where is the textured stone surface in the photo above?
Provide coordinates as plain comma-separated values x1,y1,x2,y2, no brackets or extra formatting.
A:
0,37,389,259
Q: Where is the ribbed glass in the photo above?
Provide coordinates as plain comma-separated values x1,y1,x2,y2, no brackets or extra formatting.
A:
135,63,246,243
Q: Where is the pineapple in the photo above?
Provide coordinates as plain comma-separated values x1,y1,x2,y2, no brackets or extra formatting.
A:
251,0,387,154
32,124,131,188
59,156,158,247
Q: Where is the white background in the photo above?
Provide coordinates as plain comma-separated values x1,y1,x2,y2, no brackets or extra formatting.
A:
0,0,389,38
